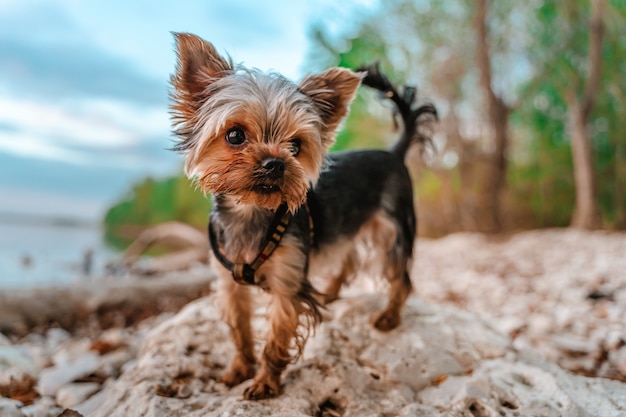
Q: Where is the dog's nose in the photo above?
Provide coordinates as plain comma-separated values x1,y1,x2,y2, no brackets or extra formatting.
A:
261,157,285,179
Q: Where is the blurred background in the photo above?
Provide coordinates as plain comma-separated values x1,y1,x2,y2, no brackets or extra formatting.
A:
1,0,624,288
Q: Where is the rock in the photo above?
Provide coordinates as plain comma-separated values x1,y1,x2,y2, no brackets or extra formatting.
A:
73,390,106,416
0,398,25,417
98,349,133,377
45,328,71,350
51,339,92,368
551,335,594,354
603,329,624,351
56,382,100,409
415,229,626,380
93,328,126,351
88,294,626,417
36,353,99,397
611,346,626,376
0,346,37,372
19,396,62,417
0,345,40,386
120,359,136,374
57,410,85,417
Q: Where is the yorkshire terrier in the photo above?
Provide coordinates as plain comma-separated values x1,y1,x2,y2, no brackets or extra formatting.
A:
169,33,436,400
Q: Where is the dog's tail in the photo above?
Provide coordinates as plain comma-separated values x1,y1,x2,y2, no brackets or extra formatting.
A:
358,62,438,161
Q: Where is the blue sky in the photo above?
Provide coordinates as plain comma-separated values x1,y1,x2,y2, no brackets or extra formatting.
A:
0,0,375,221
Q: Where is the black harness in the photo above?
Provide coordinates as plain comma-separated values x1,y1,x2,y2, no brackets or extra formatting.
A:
208,201,314,285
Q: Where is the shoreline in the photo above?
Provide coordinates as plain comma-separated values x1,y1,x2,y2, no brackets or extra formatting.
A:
0,212,100,229
0,268,216,337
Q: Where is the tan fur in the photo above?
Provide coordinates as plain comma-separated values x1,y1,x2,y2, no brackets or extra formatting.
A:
214,235,321,398
310,211,413,321
309,211,401,283
217,269,256,386
299,68,364,149
189,115,320,212
170,34,234,141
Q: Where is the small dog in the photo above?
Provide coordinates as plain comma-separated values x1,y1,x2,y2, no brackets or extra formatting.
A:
169,33,436,400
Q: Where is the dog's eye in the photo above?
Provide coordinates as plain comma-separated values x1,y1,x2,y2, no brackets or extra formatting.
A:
289,138,301,157
225,128,246,146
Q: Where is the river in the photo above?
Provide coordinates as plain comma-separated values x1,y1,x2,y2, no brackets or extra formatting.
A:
0,219,118,289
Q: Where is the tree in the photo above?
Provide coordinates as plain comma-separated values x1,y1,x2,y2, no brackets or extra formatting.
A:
568,0,604,229
522,0,625,229
472,0,513,232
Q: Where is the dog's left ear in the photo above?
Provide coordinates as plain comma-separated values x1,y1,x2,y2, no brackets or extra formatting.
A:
300,68,363,148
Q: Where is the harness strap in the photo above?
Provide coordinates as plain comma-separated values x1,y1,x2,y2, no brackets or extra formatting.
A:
209,202,312,285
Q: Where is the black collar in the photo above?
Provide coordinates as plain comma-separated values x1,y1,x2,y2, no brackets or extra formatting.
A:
209,202,311,285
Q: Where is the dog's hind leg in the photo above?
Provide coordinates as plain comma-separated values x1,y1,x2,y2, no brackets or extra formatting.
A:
321,249,358,304
373,270,412,331
367,212,414,331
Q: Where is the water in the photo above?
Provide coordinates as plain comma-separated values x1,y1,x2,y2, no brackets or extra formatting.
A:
0,220,118,289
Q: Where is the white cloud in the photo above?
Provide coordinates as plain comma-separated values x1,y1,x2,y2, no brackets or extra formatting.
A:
0,98,136,147
0,93,175,169
0,130,89,165
77,98,170,140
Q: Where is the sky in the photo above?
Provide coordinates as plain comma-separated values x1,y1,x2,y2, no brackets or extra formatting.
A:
0,0,375,222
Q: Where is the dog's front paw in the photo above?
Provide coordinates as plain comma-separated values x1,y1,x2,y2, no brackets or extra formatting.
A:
243,376,281,400
220,357,256,387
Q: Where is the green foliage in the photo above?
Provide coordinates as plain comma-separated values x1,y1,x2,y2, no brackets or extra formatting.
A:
104,175,211,248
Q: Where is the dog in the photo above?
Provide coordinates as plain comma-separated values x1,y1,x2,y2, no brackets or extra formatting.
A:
169,33,436,400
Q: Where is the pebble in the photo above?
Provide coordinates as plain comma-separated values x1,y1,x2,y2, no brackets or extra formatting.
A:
98,349,133,376
20,396,62,417
37,353,100,397
56,382,101,409
551,335,594,354
73,390,106,416
52,339,92,368
97,328,126,348
603,329,624,350
45,328,71,350
0,345,40,383
0,332,11,346
0,398,25,417
611,346,626,376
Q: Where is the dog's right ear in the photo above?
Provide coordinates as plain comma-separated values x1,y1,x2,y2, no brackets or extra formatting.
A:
170,33,233,152
170,33,233,115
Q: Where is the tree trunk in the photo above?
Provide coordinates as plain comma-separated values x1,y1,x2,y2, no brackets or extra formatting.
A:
615,141,625,228
473,0,510,233
569,0,604,229
569,98,600,228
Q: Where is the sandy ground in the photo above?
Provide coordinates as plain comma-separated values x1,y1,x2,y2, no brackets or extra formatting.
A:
0,228,625,416
413,229,626,381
